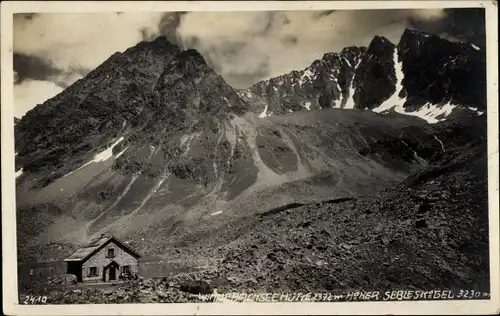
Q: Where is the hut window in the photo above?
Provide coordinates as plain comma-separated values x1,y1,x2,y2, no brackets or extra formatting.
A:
88,267,98,277
106,248,115,258
123,265,130,274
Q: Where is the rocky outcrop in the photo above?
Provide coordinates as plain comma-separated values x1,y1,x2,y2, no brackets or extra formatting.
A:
352,36,397,110
397,28,486,110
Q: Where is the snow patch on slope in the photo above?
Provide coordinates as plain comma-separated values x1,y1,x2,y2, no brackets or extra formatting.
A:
408,102,456,123
302,68,314,80
334,78,341,93
378,102,458,124
343,57,352,67
468,107,485,116
401,140,427,166
433,135,446,152
259,103,269,118
374,47,406,113
298,68,315,86
63,136,125,178
343,60,362,109
93,137,125,162
237,91,253,99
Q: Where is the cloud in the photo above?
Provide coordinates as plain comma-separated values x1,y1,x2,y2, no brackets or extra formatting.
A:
14,12,165,71
411,8,486,47
409,8,446,21
14,79,64,118
14,53,60,84
175,9,449,88
13,52,86,87
156,12,188,43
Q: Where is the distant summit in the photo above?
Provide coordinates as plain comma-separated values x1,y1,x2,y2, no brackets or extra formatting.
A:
240,28,486,123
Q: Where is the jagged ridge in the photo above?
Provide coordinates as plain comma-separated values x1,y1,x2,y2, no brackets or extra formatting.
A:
238,46,366,116
240,29,486,123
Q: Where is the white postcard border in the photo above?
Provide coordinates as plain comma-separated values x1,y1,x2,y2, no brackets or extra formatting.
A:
1,1,498,315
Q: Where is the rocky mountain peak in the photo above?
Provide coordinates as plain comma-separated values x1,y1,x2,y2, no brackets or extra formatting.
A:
399,28,434,47
367,35,395,51
175,48,208,65
124,35,179,55
14,36,184,176
155,49,209,88
81,37,180,83
350,36,397,110
14,30,486,191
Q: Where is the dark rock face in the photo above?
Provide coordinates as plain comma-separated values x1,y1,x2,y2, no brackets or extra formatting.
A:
397,29,486,110
353,36,397,110
105,47,250,196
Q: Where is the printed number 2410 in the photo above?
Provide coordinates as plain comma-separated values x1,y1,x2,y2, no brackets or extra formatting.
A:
23,296,48,304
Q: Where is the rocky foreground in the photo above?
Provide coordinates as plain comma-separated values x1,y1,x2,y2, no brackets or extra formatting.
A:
23,277,214,304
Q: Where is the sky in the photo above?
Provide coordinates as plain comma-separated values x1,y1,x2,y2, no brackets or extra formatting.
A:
13,8,485,118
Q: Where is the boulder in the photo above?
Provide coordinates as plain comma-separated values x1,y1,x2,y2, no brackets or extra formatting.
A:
47,274,77,285
179,280,213,294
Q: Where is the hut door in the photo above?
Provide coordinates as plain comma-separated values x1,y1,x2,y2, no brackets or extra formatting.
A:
108,267,116,281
